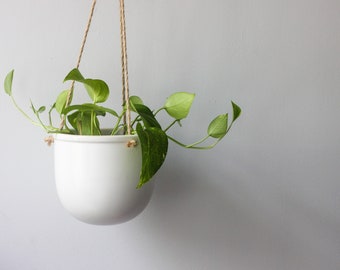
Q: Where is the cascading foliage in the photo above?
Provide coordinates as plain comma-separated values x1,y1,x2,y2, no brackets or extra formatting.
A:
4,68,241,188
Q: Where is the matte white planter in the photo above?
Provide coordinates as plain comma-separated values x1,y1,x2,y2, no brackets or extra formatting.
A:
53,133,154,225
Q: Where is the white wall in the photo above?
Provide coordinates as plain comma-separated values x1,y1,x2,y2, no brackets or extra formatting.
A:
0,0,339,269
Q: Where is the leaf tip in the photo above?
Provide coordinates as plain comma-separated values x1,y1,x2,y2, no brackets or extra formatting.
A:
63,68,84,83
231,101,241,121
4,69,15,96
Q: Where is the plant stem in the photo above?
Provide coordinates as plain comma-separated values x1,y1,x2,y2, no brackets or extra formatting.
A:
111,109,126,135
62,121,71,133
48,105,54,127
167,135,188,147
91,110,95,135
163,120,179,132
131,115,141,127
185,135,210,148
167,135,222,150
33,110,60,133
11,96,40,127
226,122,235,133
189,138,222,149
154,107,165,116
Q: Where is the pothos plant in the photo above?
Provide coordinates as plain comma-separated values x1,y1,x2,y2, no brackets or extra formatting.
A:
4,68,241,188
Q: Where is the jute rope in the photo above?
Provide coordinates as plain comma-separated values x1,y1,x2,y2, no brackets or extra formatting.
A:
59,0,97,130
119,0,132,135
46,0,134,146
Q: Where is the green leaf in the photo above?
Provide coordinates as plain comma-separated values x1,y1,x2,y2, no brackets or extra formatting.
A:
133,103,161,128
30,101,45,115
231,101,241,122
82,79,110,103
55,90,71,114
129,95,144,112
67,111,80,132
77,112,94,135
93,114,101,134
208,114,228,138
30,101,37,114
4,70,14,96
136,123,168,188
63,69,109,103
37,106,46,113
63,68,85,82
62,103,118,117
67,111,100,135
164,92,195,120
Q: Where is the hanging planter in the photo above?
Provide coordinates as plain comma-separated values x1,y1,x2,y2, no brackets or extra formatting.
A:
3,0,241,225
54,133,154,225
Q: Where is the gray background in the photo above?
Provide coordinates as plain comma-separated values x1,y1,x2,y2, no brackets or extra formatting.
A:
0,0,339,269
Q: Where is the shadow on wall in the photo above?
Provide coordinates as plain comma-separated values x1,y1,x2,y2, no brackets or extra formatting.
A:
142,154,337,270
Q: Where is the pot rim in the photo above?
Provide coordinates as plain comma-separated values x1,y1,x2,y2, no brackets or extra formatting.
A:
53,132,138,143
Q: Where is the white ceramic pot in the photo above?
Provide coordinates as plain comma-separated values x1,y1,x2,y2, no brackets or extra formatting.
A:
53,133,154,225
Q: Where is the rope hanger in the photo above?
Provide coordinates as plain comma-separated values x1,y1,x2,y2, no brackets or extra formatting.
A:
119,0,132,135
60,0,132,135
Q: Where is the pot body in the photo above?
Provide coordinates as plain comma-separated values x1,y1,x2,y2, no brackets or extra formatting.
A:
53,133,154,225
